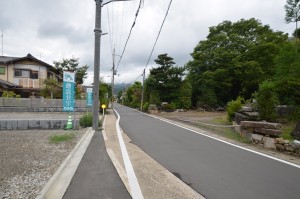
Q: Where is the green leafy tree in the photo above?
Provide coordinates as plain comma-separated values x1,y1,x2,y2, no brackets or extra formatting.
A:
285,0,300,37
53,58,88,85
99,82,111,108
255,41,300,122
186,18,288,107
293,28,300,38
146,54,184,103
124,82,142,108
273,41,300,105
40,79,61,99
256,81,279,122
176,80,192,109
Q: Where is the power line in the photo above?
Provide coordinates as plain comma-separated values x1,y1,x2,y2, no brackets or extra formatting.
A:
143,0,173,71
115,0,144,72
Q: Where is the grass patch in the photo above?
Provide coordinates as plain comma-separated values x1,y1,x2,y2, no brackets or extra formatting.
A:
281,121,297,141
49,133,75,144
192,116,250,143
211,116,232,125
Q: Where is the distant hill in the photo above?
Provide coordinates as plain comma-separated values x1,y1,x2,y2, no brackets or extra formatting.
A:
113,83,130,95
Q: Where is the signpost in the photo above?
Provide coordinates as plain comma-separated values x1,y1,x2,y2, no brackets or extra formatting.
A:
86,88,93,107
63,71,75,130
101,104,106,118
63,71,75,111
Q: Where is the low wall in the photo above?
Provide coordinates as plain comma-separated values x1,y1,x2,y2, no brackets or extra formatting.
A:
0,119,79,130
0,107,92,112
240,121,300,156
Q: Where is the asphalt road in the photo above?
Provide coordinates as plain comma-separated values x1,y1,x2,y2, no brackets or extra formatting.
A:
114,103,300,199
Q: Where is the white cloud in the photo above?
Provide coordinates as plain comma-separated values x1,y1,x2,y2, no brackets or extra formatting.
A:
0,0,295,85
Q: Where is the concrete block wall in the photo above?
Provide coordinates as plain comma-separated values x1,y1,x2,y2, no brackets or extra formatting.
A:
0,120,79,130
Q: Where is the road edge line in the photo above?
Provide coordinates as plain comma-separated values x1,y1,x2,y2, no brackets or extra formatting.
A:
114,108,144,199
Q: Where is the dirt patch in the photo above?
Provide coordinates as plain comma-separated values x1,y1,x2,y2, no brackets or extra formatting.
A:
0,128,87,199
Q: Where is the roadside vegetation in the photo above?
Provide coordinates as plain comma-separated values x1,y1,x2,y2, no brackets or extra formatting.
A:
118,0,299,140
49,133,75,144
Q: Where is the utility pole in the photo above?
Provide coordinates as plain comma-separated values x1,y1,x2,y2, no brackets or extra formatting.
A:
92,0,132,130
111,47,116,109
92,0,102,130
1,29,3,56
140,69,145,111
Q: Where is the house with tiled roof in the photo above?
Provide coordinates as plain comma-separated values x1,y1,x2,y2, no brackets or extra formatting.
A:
0,53,61,97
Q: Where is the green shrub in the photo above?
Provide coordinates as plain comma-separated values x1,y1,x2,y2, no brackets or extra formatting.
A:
226,96,245,121
143,102,150,112
162,103,176,112
80,113,93,127
256,81,278,122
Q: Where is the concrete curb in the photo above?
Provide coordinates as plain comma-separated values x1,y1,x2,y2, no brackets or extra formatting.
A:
36,127,95,199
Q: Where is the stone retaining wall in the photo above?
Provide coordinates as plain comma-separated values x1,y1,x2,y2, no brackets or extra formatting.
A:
240,121,300,156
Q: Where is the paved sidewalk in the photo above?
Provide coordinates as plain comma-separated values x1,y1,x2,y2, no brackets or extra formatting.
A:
62,129,131,199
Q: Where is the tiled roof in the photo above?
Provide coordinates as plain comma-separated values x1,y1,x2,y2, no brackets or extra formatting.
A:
0,54,55,70
0,79,20,88
0,56,19,63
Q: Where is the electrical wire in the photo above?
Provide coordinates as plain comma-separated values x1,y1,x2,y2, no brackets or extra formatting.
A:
143,0,173,72
115,0,144,72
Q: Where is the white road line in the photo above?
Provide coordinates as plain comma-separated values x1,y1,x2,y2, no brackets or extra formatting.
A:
114,108,144,199
150,114,300,169
120,105,300,169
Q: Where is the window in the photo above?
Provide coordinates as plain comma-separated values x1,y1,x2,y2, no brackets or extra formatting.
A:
14,70,30,78
0,67,5,75
30,71,39,79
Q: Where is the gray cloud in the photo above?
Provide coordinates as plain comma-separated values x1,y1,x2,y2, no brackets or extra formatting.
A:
0,0,295,85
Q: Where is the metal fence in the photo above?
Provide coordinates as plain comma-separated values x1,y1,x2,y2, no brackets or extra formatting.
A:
0,97,88,108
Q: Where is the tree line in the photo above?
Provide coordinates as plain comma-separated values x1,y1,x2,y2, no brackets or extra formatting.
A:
121,15,300,121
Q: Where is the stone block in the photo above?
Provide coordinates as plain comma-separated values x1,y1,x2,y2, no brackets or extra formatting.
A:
286,146,295,152
241,121,281,129
28,120,41,129
265,129,282,137
7,120,18,130
40,120,51,129
0,121,7,130
275,143,285,151
291,140,300,149
252,134,263,142
275,138,284,144
241,106,253,112
50,120,63,129
264,137,276,149
240,129,252,141
17,120,29,130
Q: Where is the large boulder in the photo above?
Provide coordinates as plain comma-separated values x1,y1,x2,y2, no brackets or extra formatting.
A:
292,121,300,140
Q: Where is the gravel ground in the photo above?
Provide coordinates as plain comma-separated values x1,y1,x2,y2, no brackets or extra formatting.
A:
0,128,87,199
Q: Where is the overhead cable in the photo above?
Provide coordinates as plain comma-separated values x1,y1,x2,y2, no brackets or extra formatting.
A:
115,0,144,72
143,0,173,72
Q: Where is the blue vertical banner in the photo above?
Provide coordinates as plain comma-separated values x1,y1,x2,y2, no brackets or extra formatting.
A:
86,87,93,107
63,71,75,112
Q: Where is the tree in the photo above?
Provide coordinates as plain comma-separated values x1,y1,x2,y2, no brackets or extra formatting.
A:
124,82,142,108
256,41,300,122
186,18,288,107
53,58,88,85
176,80,192,109
285,0,300,38
40,79,61,99
273,41,300,105
293,28,300,38
145,54,185,104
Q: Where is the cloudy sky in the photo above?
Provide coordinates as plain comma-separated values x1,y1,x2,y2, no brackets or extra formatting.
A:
0,0,295,85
